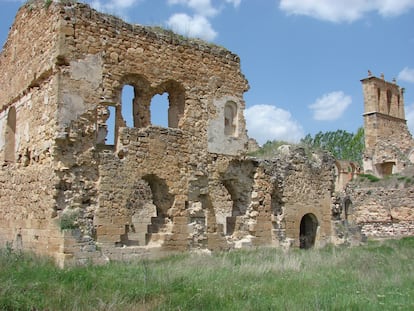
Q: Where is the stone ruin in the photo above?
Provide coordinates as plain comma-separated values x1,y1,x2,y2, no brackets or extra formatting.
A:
362,72,414,177
0,1,413,266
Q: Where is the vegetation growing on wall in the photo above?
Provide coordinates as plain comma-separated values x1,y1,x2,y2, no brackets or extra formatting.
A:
248,140,292,158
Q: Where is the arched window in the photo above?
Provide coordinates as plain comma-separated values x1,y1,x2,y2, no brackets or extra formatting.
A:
4,106,16,163
117,77,185,130
150,93,169,127
153,80,185,128
386,89,392,114
121,84,134,128
99,76,187,146
224,101,237,136
377,87,380,102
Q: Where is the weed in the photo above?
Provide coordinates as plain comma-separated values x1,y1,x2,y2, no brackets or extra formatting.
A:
60,210,79,230
44,0,52,9
1,238,414,310
358,173,381,182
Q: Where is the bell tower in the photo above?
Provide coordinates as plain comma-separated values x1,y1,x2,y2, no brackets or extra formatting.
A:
361,71,413,177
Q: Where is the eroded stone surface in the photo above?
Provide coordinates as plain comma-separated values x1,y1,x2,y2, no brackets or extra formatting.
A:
1,1,413,266
361,73,414,177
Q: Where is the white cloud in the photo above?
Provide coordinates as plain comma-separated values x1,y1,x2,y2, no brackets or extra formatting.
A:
377,0,414,17
309,91,351,121
88,0,141,14
406,103,414,135
166,13,217,40
279,0,414,23
398,67,414,84
225,0,241,8
165,0,243,40
245,104,304,145
168,0,219,17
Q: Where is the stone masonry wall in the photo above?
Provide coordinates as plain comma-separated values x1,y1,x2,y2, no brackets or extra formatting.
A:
0,2,64,261
345,176,414,239
47,1,250,261
361,75,414,176
260,147,335,248
0,74,61,260
0,1,340,265
0,3,61,112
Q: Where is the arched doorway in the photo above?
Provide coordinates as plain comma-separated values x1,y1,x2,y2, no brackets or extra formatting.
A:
299,213,318,249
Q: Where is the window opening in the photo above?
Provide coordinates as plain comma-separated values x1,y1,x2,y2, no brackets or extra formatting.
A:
397,95,400,113
150,93,169,127
376,88,381,111
121,84,134,128
105,106,116,145
386,90,392,114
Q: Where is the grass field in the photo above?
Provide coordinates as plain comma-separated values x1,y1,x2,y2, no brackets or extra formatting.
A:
1,238,414,310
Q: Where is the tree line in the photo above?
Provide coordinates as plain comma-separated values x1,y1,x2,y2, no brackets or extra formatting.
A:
252,127,364,165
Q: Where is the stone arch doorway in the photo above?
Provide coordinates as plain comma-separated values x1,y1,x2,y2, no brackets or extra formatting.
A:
299,213,318,249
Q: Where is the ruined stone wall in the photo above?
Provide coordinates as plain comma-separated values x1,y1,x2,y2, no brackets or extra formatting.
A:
0,3,61,112
0,164,57,251
54,2,248,145
0,1,341,265
361,74,414,176
0,65,61,259
261,148,335,248
344,176,414,240
46,2,250,262
0,1,251,264
0,2,82,261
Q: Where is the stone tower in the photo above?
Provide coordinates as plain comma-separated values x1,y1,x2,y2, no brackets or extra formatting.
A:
361,72,414,177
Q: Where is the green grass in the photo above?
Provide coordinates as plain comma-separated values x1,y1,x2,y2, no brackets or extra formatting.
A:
357,173,381,183
1,238,414,310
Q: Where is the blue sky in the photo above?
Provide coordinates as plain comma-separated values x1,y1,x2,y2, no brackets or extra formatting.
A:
1,0,414,145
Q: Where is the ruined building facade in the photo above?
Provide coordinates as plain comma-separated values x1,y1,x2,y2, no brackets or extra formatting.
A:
0,1,336,265
361,73,414,177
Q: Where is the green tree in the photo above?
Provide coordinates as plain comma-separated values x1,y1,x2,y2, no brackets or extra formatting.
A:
300,127,364,164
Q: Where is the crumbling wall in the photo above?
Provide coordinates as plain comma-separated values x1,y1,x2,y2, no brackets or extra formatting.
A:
0,1,251,264
344,174,414,239
361,74,414,176
0,1,341,266
259,147,335,248
0,75,61,260
0,3,61,112
47,1,253,261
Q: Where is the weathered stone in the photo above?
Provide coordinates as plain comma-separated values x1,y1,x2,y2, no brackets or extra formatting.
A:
3,1,412,267
361,73,414,177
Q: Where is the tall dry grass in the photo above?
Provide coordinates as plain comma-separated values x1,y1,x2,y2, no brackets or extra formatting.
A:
1,238,414,310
